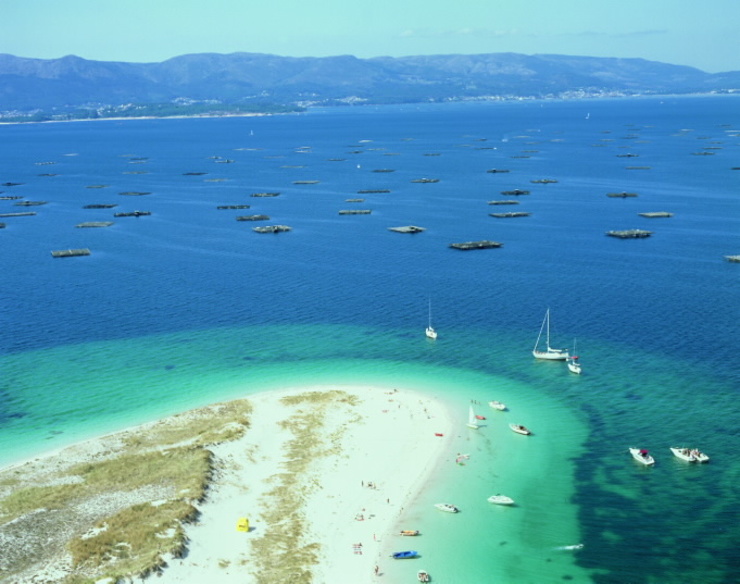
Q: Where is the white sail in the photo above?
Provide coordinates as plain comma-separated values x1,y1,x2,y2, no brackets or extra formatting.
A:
533,309,569,360
466,405,480,429
425,298,437,339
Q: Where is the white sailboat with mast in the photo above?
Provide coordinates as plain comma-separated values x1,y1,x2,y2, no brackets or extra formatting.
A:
533,309,569,360
567,339,582,374
466,405,480,429
425,298,437,339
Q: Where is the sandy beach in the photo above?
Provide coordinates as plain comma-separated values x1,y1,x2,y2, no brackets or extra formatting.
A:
0,385,455,583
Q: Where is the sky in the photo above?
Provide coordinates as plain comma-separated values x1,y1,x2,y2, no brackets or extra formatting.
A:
2,0,739,73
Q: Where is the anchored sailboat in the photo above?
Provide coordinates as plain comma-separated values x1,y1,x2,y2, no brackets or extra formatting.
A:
425,299,437,339
567,339,582,374
533,309,569,360
466,405,480,429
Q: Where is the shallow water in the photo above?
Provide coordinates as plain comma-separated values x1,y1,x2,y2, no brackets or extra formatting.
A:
1,96,739,582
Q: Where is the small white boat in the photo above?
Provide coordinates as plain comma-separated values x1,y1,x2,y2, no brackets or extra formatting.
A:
533,309,569,360
434,503,459,513
417,570,430,582
670,447,710,463
487,494,515,505
629,447,655,465
425,299,438,339
466,405,480,429
509,423,532,435
567,339,582,374
488,400,507,411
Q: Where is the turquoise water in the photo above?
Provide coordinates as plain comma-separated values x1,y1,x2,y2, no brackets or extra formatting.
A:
1,96,738,582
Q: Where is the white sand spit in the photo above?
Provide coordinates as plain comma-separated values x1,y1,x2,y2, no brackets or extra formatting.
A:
154,385,454,583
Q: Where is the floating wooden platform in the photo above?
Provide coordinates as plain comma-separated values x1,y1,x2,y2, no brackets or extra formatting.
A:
251,192,280,197
114,211,151,217
490,212,531,218
639,212,673,218
345,198,365,203
411,178,439,183
501,189,530,196
83,204,118,209
606,229,653,239
607,192,638,198
488,200,520,205
487,169,510,173
338,209,372,215
449,240,503,250
253,225,292,233
293,180,319,185
372,169,395,173
530,179,558,184
236,214,270,221
388,226,426,234
217,205,251,210
0,211,36,217
358,189,390,194
119,191,152,196
14,201,47,206
76,221,113,228
51,248,91,258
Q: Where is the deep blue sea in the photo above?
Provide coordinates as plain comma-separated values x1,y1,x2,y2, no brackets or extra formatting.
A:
1,96,738,583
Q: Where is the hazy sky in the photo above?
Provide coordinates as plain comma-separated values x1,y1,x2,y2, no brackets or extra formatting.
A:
3,0,738,72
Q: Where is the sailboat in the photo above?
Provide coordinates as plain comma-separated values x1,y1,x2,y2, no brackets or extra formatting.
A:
466,405,480,429
567,339,582,374
425,299,438,339
532,309,569,360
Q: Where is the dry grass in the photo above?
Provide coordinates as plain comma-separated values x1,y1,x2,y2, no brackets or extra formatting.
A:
0,398,252,583
248,390,358,584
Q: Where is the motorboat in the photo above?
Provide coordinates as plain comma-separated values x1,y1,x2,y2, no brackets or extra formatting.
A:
629,447,655,465
509,423,532,435
488,400,507,411
417,570,431,582
670,447,710,463
487,494,515,505
391,550,418,559
434,503,459,513
400,530,420,536
533,309,569,360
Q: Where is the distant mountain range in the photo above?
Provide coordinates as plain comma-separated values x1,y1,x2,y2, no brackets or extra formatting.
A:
1,52,739,114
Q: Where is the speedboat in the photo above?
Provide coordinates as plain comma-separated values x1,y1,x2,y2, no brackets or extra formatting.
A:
417,570,431,582
670,447,710,463
391,550,418,559
509,423,532,435
400,530,420,536
434,503,459,513
487,494,515,505
629,447,655,465
488,400,507,411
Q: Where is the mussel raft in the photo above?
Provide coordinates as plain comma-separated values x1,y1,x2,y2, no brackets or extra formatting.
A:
606,229,653,239
449,240,503,250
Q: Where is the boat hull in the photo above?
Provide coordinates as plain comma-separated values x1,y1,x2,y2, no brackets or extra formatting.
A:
533,349,569,360
509,423,531,435
670,447,709,463
434,503,459,513
488,400,506,410
488,495,515,505
629,448,655,465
